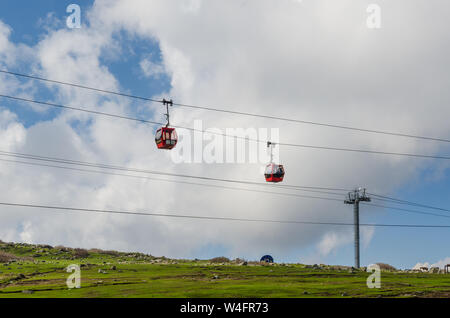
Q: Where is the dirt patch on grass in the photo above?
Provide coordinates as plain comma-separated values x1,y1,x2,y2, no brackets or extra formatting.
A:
0,251,33,263
10,278,65,286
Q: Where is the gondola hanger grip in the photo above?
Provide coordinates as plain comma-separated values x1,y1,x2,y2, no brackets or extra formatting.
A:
162,98,173,127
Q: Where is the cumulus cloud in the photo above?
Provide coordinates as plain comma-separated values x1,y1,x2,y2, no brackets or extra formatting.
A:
0,0,449,264
414,257,450,270
318,231,352,256
431,258,450,269
140,57,166,79
0,21,14,65
314,226,373,261
0,109,26,151
37,12,64,33
0,20,34,67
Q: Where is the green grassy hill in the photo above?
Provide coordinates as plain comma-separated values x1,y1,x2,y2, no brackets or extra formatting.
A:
0,240,449,298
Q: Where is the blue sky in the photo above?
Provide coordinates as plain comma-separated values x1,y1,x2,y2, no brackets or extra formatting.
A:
0,0,449,269
0,0,170,125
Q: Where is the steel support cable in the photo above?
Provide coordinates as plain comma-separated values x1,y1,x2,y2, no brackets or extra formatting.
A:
368,193,450,213
1,94,450,161
1,69,450,143
0,149,350,192
0,158,344,202
2,201,450,228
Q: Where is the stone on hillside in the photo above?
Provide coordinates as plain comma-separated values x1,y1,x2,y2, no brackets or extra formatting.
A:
429,267,440,274
14,273,26,280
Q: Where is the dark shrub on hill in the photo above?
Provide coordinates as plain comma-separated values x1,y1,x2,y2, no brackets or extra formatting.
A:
73,248,89,258
38,244,53,249
210,257,230,263
88,248,103,253
376,263,397,271
55,245,70,252
89,248,121,256
100,250,121,256
233,258,246,264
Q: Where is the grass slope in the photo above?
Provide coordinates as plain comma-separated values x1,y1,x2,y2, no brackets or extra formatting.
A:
0,241,449,298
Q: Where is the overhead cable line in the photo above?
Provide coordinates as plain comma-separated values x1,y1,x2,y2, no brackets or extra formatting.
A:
1,69,450,144
0,94,163,126
369,193,450,213
2,149,450,215
0,158,343,202
2,201,450,228
363,202,450,219
3,158,450,220
2,94,450,161
0,70,161,103
3,153,450,221
0,149,350,192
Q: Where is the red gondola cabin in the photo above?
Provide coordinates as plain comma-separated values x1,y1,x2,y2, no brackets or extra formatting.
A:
264,163,285,183
155,127,178,150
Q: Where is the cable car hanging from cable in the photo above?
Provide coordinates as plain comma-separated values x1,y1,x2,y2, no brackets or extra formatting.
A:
155,99,178,150
264,141,285,183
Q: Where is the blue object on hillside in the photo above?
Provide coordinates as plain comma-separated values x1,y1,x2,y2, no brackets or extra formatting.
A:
260,255,274,263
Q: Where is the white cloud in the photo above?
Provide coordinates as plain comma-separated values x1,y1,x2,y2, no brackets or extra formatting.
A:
140,57,166,78
414,257,450,270
0,21,14,65
431,257,450,269
19,221,34,244
180,0,203,14
315,225,374,258
37,12,64,33
412,262,430,270
0,109,26,152
0,20,34,67
318,231,352,256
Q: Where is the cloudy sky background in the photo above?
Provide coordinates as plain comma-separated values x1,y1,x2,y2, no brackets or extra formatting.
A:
0,0,449,269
